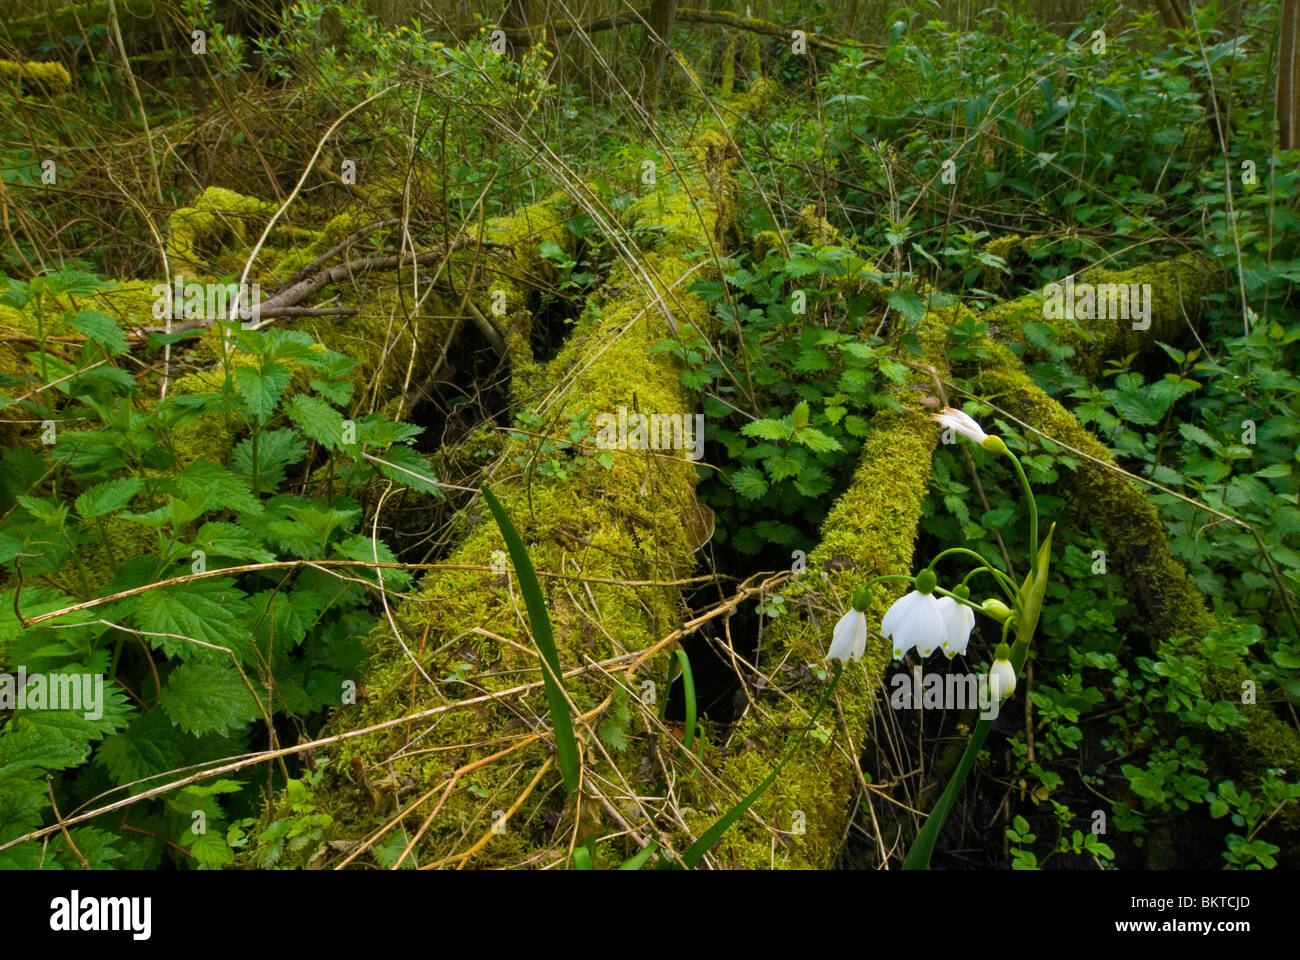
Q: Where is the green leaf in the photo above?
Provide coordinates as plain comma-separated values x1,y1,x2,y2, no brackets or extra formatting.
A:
480,485,580,799
173,460,261,514
740,418,791,441
95,709,186,789
731,466,769,500
371,445,443,496
234,362,290,422
130,578,253,661
75,476,143,518
794,427,843,453
70,310,128,356
230,429,307,490
287,393,345,450
193,521,276,563
159,660,261,736
887,290,926,326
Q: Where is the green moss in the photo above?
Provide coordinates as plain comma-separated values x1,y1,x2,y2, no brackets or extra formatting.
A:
693,311,953,869
980,254,1220,377
253,178,719,869
0,60,72,90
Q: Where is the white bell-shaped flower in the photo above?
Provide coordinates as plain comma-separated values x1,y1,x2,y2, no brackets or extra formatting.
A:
826,608,868,663
932,406,988,445
936,596,976,657
989,645,1017,700
882,590,945,659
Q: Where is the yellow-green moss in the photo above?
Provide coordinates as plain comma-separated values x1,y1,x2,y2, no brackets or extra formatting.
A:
980,253,1220,377
0,60,72,90
692,311,954,869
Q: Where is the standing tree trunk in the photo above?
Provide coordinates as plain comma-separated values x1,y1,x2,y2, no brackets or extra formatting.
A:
639,0,679,121
1280,0,1300,149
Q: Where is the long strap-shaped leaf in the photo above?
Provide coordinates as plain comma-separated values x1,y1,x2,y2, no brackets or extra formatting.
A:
481,484,581,796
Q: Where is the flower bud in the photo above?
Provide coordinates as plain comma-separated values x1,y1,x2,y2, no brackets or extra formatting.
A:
851,586,872,613
981,598,1013,622
989,643,1016,700
914,567,937,595
981,435,1009,456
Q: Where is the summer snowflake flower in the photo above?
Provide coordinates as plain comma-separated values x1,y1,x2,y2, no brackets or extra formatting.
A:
826,587,872,664
932,406,987,444
989,644,1017,700
827,609,867,664
932,406,1008,455
882,570,944,659
936,596,975,657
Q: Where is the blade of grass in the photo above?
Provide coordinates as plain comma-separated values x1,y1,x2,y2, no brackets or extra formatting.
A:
480,484,580,796
675,649,697,753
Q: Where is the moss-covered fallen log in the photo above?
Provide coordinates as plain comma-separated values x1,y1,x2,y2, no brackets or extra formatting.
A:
251,139,735,867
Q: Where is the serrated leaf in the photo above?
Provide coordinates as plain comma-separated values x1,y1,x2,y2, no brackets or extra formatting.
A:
311,379,353,406
740,418,791,441
70,310,128,356
287,393,344,450
230,429,306,491
233,362,290,422
75,476,143,518
193,522,275,563
793,426,843,453
887,290,926,326
371,445,443,496
159,660,260,736
130,578,252,661
731,466,768,501
95,709,185,790
173,460,261,514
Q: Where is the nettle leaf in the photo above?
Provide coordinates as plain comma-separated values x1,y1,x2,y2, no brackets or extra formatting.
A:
159,660,260,736
311,379,353,406
740,418,791,441
130,578,253,661
0,687,132,779
233,362,291,422
356,415,423,446
731,466,769,501
765,455,804,481
69,310,128,356
193,521,276,563
173,460,260,514
793,426,843,453
287,393,344,450
887,289,927,327
373,445,443,496
231,429,307,490
251,588,321,649
75,476,143,518
334,534,411,590
95,709,186,789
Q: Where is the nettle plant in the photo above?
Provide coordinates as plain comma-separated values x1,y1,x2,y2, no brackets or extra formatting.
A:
0,270,437,868
823,406,1056,868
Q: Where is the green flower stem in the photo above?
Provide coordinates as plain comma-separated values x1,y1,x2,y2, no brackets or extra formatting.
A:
959,564,1021,603
901,632,1030,870
932,585,1011,617
1005,450,1039,577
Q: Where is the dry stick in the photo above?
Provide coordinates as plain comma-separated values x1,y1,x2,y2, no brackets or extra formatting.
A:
106,0,163,207
424,756,555,871
46,775,89,870
287,219,401,285
229,85,397,329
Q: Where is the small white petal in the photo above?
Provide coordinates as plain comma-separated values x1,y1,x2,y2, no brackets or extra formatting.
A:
827,609,867,663
933,407,988,445
989,659,1017,700
937,596,976,657
883,591,944,658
